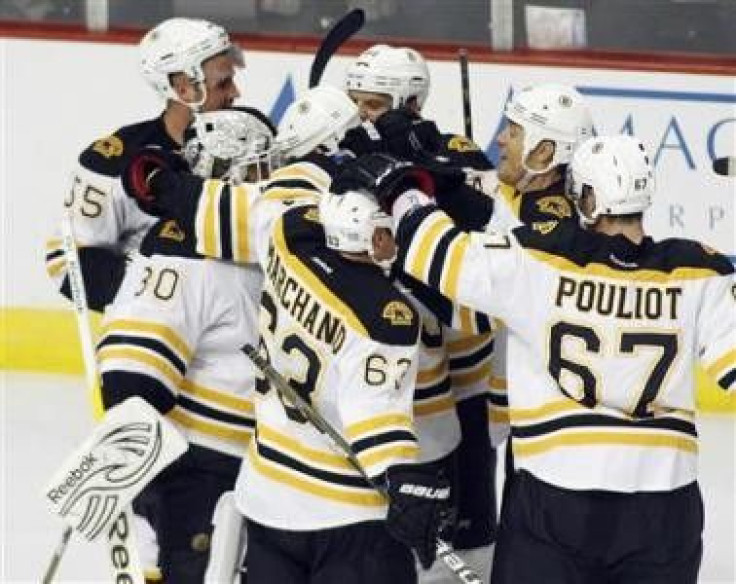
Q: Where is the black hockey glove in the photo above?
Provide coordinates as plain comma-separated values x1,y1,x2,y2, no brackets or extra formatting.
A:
331,152,435,213
373,109,443,162
386,463,454,570
339,123,385,158
121,147,187,216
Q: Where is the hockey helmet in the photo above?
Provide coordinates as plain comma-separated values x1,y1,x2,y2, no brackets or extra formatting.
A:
183,107,279,183
345,44,430,109
567,135,655,223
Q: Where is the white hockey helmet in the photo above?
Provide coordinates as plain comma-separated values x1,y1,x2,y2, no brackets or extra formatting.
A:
504,83,594,175
276,86,360,160
319,189,393,256
568,135,655,223
345,44,430,109
139,17,243,106
182,107,279,183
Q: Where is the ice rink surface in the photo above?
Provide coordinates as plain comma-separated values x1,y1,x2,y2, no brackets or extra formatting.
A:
1,371,734,583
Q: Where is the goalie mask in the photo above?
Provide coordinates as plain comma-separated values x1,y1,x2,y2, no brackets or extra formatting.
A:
276,86,360,160
319,189,395,270
567,135,655,224
139,17,244,109
183,107,279,183
345,44,430,109
504,83,594,176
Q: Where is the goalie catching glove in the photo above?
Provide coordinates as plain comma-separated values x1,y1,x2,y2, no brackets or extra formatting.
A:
385,463,454,570
121,146,188,216
331,152,435,213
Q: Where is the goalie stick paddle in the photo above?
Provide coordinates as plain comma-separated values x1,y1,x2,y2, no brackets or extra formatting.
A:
242,344,482,584
309,8,365,88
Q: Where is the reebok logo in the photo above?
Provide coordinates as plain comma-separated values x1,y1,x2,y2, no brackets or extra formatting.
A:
46,453,97,504
399,484,450,500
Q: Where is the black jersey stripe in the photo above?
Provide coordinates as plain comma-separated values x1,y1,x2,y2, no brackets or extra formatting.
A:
427,229,456,289
449,339,495,369
46,249,65,262
351,430,417,456
218,184,233,260
415,377,452,400
718,368,736,390
267,178,321,191
256,441,372,490
487,393,509,407
177,394,255,427
98,334,186,375
511,413,697,439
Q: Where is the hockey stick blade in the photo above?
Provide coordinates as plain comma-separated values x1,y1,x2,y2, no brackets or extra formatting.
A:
309,8,365,88
713,156,736,177
242,343,482,584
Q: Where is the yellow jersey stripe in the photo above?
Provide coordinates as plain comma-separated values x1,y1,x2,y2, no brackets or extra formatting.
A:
232,184,250,263
168,407,252,445
514,430,698,457
527,249,722,282
442,233,470,300
46,259,66,278
357,443,418,469
704,349,736,378
345,413,414,441
258,424,354,470
450,363,492,387
416,358,448,385
249,445,385,507
489,376,507,390
488,406,510,424
270,165,330,190
262,188,319,202
447,333,493,354
414,395,456,416
273,217,368,336
201,180,222,258
180,378,254,414
97,346,182,388
407,214,453,281
101,319,192,361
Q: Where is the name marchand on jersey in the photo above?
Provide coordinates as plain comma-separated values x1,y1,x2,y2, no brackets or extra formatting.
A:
397,205,735,492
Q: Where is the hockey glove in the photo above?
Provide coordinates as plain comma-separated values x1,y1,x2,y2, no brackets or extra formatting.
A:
331,152,435,213
121,147,187,216
373,108,443,162
339,122,385,158
385,463,453,570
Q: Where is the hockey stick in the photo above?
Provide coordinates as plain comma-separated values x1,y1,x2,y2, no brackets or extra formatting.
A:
713,156,736,177
243,344,482,584
41,213,145,584
458,49,473,140
309,8,365,88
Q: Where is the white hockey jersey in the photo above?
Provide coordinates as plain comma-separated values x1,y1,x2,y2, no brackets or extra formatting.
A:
397,206,736,492
98,218,259,459
152,162,422,529
45,118,176,308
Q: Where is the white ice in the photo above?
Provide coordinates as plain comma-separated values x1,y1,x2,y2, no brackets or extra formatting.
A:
1,372,734,583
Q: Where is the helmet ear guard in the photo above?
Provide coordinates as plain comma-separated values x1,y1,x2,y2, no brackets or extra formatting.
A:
568,135,655,223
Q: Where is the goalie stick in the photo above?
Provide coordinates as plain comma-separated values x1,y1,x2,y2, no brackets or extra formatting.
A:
42,213,146,584
309,8,365,88
242,344,482,584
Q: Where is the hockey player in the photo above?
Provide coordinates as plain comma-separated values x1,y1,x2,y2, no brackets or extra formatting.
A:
356,135,735,584
45,17,244,311
97,108,277,583
341,43,499,583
